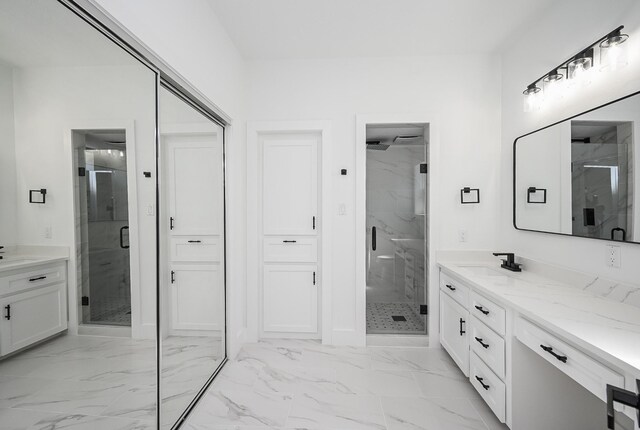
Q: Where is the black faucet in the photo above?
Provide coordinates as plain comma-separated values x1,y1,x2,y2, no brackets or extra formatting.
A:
493,252,522,272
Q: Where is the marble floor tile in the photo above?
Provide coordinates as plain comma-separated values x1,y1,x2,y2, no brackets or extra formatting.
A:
12,380,130,416
335,368,422,397
28,413,155,430
469,398,509,430
381,397,489,430
413,368,480,399
253,365,336,395
302,346,373,372
209,361,260,392
0,407,60,430
287,391,386,430
369,347,457,372
0,375,54,408
186,388,292,428
102,385,157,421
237,344,304,371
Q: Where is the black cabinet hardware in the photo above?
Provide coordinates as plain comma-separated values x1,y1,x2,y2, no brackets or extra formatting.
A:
283,240,297,243
372,226,377,251
312,216,316,230
187,240,202,243
28,276,46,282
475,376,490,390
119,226,129,249
170,217,174,230
171,270,175,284
4,304,10,320
540,345,567,363
446,284,456,291
475,337,489,349
606,380,640,429
459,318,466,336
313,272,316,285
474,305,489,315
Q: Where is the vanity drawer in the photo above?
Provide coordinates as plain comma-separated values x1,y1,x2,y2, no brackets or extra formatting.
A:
515,317,624,403
440,272,469,308
470,316,506,379
170,236,221,262
2,263,66,296
470,290,505,336
263,237,317,263
470,352,506,423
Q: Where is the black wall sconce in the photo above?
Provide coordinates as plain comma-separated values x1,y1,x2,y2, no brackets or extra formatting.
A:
29,189,47,204
460,187,480,204
527,187,547,204
523,26,629,112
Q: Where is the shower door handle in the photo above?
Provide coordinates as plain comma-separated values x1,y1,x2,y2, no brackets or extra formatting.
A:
120,226,130,249
372,226,377,251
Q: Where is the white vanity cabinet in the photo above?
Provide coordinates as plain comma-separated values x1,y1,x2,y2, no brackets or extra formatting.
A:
0,261,68,356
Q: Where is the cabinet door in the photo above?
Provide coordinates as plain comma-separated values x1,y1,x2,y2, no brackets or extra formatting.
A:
263,264,318,333
440,292,470,376
166,133,223,236
170,264,223,331
262,133,319,236
0,284,67,356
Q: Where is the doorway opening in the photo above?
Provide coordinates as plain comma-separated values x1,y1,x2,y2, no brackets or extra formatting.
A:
73,129,132,328
365,123,428,336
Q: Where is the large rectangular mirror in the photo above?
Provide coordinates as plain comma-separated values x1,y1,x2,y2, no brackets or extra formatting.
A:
514,92,639,243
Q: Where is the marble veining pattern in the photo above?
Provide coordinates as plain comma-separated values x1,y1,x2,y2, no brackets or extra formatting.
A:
183,339,507,430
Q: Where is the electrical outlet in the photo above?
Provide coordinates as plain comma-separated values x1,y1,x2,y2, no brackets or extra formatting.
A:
458,229,468,243
606,245,621,268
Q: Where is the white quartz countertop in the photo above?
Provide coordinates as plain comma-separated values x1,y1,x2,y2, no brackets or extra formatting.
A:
438,260,640,378
0,255,68,274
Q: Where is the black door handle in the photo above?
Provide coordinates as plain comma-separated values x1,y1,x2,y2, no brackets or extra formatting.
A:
313,271,316,285
283,240,297,243
475,376,490,390
459,318,466,336
28,276,46,282
474,305,489,315
372,226,376,251
475,337,489,349
606,380,640,429
540,345,567,363
120,226,130,249
171,270,175,284
4,304,10,320
446,284,456,291
187,240,201,243
170,217,174,230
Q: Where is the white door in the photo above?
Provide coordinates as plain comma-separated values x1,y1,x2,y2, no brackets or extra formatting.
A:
0,284,67,356
263,264,318,333
170,264,223,331
166,134,223,236
440,292,470,376
262,134,319,236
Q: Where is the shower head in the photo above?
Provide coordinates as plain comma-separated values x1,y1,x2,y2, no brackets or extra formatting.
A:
366,140,390,151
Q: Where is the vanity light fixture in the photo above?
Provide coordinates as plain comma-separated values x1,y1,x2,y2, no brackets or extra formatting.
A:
523,26,629,112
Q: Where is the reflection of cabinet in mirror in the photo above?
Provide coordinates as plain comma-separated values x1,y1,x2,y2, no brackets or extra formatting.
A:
514,91,640,244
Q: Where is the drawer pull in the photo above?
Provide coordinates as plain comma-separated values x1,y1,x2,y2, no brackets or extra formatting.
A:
187,240,202,243
459,318,466,336
28,276,47,282
474,305,489,315
540,344,568,363
446,284,456,291
475,375,490,390
4,304,10,320
283,240,297,243
475,337,490,349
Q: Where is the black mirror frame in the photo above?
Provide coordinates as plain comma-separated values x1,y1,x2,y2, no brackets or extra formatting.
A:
513,89,640,244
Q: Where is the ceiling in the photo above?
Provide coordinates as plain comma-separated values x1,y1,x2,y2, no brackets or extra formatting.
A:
208,0,556,60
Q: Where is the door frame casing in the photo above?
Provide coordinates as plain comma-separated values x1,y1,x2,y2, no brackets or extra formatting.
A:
356,114,440,347
65,120,143,337
247,120,332,344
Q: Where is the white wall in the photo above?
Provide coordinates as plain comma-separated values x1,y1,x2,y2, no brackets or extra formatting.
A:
247,55,502,342
500,0,640,283
94,0,249,354
0,64,17,247
12,65,157,336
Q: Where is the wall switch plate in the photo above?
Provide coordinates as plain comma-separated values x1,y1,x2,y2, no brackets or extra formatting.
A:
606,245,621,268
458,229,467,243
146,205,155,216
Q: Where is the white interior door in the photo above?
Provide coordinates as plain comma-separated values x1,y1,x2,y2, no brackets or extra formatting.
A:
166,134,223,236
262,134,319,236
263,264,318,333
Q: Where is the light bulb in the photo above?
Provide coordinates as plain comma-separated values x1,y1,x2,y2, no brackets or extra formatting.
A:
600,31,629,71
543,70,565,102
119,151,124,157
523,84,542,113
107,149,112,155
568,52,593,88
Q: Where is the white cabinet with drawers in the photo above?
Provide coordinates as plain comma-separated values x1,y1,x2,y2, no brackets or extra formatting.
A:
0,261,68,357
